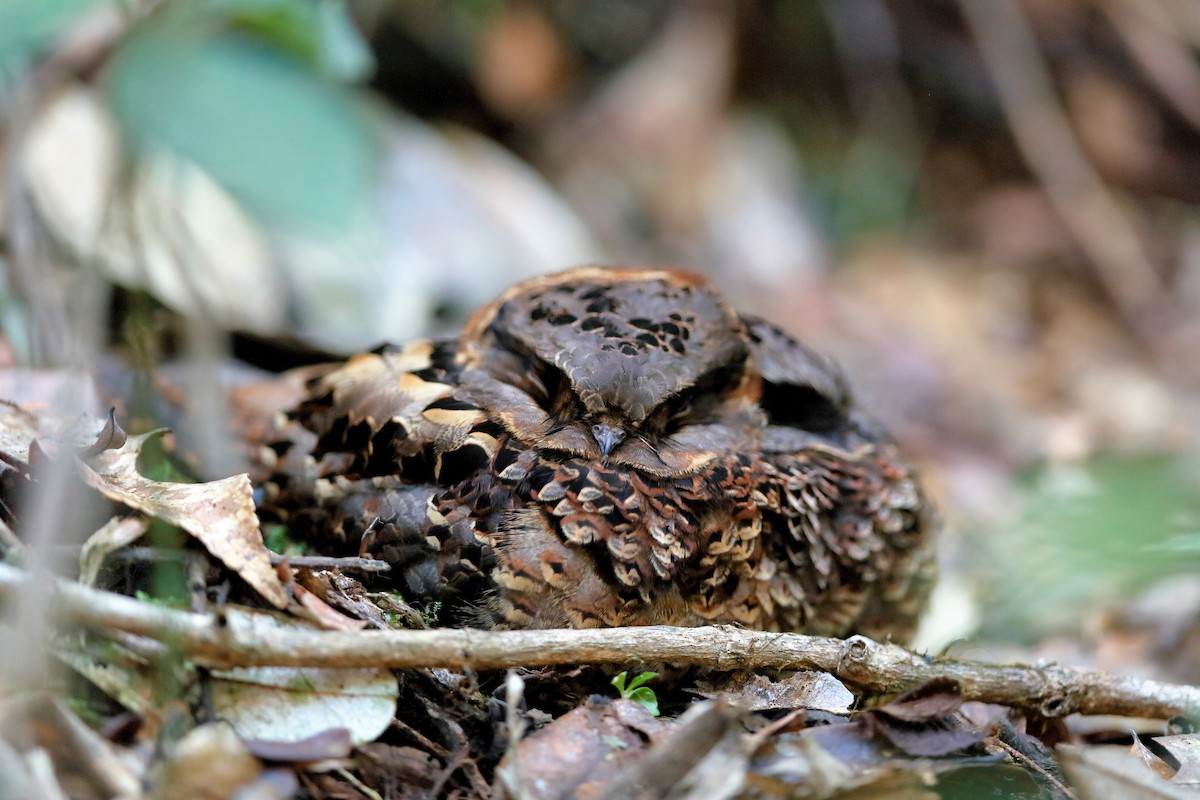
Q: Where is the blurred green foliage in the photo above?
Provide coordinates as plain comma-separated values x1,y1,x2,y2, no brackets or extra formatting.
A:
107,1,379,231
262,522,308,556
2,0,380,233
214,0,374,80
134,430,196,484
0,0,101,72
982,455,1200,638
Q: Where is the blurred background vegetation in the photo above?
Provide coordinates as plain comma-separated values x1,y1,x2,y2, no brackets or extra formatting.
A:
2,0,1199,674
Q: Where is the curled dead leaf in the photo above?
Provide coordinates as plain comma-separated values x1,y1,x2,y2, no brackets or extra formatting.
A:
79,430,287,608
240,728,352,763
860,678,990,758
495,697,668,800
875,677,964,723
78,408,127,458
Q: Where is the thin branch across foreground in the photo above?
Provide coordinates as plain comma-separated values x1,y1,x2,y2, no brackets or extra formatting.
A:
2,563,1198,719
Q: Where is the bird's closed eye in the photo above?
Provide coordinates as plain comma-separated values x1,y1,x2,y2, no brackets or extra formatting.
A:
646,382,721,435
527,361,586,424
662,360,747,430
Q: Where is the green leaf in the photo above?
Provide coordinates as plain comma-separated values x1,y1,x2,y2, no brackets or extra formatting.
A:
0,0,101,73
624,671,658,692
215,0,374,80
106,19,378,231
134,431,195,484
610,670,660,716
628,687,659,716
262,523,307,555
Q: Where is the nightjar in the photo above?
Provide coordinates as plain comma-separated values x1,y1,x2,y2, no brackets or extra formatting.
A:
261,268,935,641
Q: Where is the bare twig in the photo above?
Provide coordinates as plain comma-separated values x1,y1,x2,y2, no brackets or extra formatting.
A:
958,0,1171,344
270,554,392,574
1102,0,1200,132
36,696,142,800
1,563,1198,719
100,547,392,575
991,721,1077,800
496,671,533,800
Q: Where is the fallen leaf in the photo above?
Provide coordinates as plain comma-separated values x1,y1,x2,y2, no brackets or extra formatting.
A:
57,652,153,714
495,697,668,800
600,701,746,800
1162,734,1200,784
1135,733,1178,780
1059,744,1197,799
273,562,367,631
78,407,126,458
24,86,287,334
860,678,990,758
299,569,427,630
355,744,441,796
148,722,262,800
210,666,398,746
0,399,106,465
241,727,352,763
291,580,368,631
874,677,964,723
79,430,288,608
1146,733,1200,784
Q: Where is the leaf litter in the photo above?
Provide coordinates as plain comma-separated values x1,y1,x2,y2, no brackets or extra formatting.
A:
6,3,1200,791
1,379,1198,798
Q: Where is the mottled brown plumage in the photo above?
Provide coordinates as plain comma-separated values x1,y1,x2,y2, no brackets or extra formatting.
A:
263,267,935,640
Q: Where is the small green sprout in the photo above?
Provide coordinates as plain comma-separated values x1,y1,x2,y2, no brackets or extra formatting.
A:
611,670,660,716
419,600,443,627
262,524,308,556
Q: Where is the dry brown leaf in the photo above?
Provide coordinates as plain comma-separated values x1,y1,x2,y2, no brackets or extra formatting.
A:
292,581,368,632
874,676,964,723
274,562,368,631
0,399,106,463
79,430,288,608
53,645,159,714
147,722,262,800
78,408,127,458
1159,734,1200,784
1136,733,1179,780
1059,743,1196,799
495,698,667,800
859,678,989,758
1145,733,1200,785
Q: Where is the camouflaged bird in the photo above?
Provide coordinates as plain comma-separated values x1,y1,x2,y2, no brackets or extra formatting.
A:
262,268,936,641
